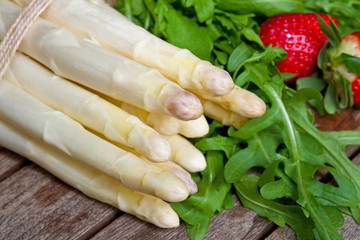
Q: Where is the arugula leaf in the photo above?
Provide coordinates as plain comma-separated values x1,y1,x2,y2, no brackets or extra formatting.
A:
195,135,239,159
216,0,305,17
235,175,314,240
228,61,360,239
225,125,283,182
342,53,360,75
182,0,215,23
227,42,254,72
171,151,231,240
159,2,214,60
296,76,327,92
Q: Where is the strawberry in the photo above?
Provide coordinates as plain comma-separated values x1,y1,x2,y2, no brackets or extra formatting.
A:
259,13,337,83
352,78,360,107
335,31,360,107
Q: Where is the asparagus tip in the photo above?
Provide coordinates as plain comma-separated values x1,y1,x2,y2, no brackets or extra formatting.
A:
163,86,203,121
146,134,172,162
203,67,234,96
240,95,267,118
193,62,234,97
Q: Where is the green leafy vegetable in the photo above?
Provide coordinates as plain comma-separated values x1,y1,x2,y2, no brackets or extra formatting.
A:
115,1,360,239
303,0,360,35
235,175,314,239
171,150,231,240
342,53,360,75
216,0,305,17
226,57,360,240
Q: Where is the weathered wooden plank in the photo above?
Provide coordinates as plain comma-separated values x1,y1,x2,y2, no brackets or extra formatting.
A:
0,164,119,240
314,108,360,132
312,108,360,178
0,148,26,182
92,214,189,240
91,196,274,240
264,225,295,240
317,108,360,158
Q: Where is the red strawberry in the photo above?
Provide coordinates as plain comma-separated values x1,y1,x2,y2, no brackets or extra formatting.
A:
259,13,337,83
336,31,360,107
351,77,360,106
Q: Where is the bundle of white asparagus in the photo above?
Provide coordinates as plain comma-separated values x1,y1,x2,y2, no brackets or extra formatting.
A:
0,0,266,227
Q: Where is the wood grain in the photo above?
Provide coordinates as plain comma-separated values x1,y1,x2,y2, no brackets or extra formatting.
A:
0,164,119,240
92,196,275,240
313,108,360,132
0,148,26,182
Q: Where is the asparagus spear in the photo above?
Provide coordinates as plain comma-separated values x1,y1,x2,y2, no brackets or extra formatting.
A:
0,80,189,202
0,0,203,121
164,135,207,173
201,85,267,118
113,142,198,195
0,119,180,228
118,101,209,138
12,0,234,97
4,53,171,163
199,97,249,129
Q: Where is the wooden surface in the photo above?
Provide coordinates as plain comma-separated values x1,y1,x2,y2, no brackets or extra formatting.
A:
0,108,360,240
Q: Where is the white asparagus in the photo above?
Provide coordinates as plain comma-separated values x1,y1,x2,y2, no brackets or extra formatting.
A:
87,128,198,195
119,102,209,138
0,119,179,228
201,85,267,118
4,53,171,162
113,142,198,195
165,135,207,173
12,0,235,97
112,136,201,191
155,161,198,195
0,0,203,121
200,97,249,129
0,80,189,202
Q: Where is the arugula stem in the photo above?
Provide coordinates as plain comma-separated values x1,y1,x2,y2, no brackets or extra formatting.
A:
249,64,343,239
294,119,360,197
269,84,343,240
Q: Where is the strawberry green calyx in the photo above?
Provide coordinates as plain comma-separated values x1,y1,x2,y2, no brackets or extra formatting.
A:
337,32,360,107
318,16,360,112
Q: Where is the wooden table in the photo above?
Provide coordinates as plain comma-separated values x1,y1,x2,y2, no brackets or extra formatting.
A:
1,108,360,240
